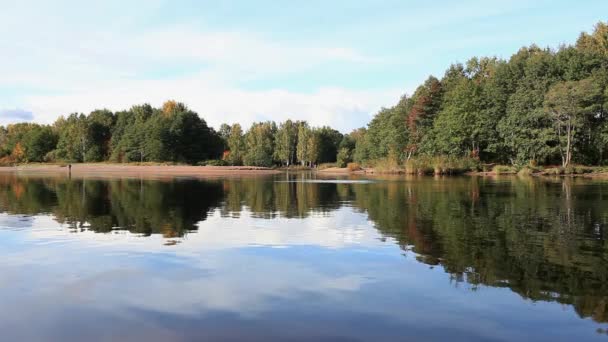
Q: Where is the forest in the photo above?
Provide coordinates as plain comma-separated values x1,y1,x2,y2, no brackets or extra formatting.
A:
1,22,607,168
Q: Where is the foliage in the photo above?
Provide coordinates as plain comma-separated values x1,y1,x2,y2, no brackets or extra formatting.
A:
346,162,361,171
336,147,352,167
404,156,479,175
352,22,608,168
225,123,245,166
317,163,337,170
243,122,276,167
544,78,604,166
492,165,517,174
296,122,309,165
274,120,298,166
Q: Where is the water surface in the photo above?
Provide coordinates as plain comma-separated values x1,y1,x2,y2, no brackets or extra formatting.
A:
1,173,607,341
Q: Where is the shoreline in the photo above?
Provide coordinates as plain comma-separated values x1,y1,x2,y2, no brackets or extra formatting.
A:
1,164,607,179
0,164,281,179
319,166,608,178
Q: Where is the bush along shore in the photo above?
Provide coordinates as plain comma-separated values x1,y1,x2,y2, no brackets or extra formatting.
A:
333,157,608,177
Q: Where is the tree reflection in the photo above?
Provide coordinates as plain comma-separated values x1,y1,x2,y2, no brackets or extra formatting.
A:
0,174,224,237
351,176,608,323
218,175,342,218
0,173,607,322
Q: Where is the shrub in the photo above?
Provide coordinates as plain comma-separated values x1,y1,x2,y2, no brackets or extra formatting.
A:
481,163,494,172
0,155,15,166
517,167,533,176
199,159,228,166
405,157,431,174
572,165,592,174
318,163,337,170
405,156,478,175
373,157,402,173
544,167,564,175
336,148,352,168
347,162,361,172
43,150,57,163
493,165,516,174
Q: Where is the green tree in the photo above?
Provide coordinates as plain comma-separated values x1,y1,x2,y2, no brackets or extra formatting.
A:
357,103,409,163
544,78,604,166
218,123,232,151
496,46,560,165
86,109,115,162
576,22,608,57
55,113,89,162
336,147,351,167
244,122,276,167
406,76,443,158
306,128,320,167
316,126,343,163
123,108,153,162
296,122,311,166
432,58,499,158
226,123,245,165
23,126,58,162
166,105,221,163
274,120,298,166
0,126,7,158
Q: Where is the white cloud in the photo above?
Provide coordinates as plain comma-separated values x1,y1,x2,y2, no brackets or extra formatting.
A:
23,207,391,251
0,3,399,132
23,78,400,132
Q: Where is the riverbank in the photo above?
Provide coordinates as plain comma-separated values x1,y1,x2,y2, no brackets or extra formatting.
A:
318,165,608,178
0,164,281,178
3,163,608,179
467,165,608,178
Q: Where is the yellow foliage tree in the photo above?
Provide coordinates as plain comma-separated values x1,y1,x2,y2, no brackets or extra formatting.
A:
11,142,25,162
162,100,178,117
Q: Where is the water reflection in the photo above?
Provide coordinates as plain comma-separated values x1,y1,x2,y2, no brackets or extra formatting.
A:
0,175,224,237
0,173,607,340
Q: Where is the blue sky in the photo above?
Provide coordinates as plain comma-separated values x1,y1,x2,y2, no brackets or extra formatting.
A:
1,0,607,131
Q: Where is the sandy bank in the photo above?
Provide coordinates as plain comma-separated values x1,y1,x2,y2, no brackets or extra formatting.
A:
317,167,351,173
0,164,281,179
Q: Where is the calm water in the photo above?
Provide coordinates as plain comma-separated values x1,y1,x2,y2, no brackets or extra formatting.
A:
1,173,608,341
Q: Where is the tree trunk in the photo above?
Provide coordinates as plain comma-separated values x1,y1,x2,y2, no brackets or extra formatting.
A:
81,137,87,163
557,122,566,167
564,120,572,167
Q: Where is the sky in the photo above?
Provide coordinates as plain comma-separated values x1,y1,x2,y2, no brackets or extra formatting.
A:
1,0,607,132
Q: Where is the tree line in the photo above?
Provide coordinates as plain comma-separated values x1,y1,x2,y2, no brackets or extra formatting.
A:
0,100,345,167
1,22,607,167
353,22,608,167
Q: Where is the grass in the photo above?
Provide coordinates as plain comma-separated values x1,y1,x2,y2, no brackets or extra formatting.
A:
361,156,480,175
516,165,544,176
543,165,604,175
492,165,517,174
317,163,337,170
405,156,479,175
371,157,402,173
